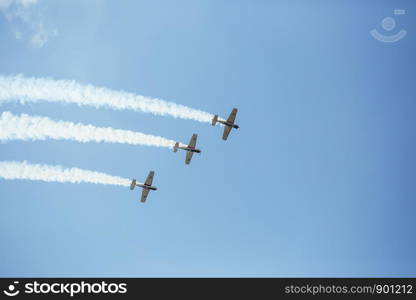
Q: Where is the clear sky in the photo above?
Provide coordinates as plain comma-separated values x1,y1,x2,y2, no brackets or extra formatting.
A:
0,0,415,277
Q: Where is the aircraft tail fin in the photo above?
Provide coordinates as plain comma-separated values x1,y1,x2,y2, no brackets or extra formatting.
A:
173,142,179,152
212,115,218,126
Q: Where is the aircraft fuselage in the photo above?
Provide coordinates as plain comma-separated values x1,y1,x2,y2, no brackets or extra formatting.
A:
218,120,239,129
177,146,201,153
136,183,157,191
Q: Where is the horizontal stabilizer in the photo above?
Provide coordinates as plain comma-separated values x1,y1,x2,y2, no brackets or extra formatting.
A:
130,179,136,190
173,142,179,152
212,115,218,126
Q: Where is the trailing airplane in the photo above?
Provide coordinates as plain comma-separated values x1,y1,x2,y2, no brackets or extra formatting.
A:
212,108,239,140
173,133,201,164
130,171,157,203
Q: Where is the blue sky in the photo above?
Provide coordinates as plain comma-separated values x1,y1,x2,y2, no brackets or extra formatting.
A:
0,0,415,277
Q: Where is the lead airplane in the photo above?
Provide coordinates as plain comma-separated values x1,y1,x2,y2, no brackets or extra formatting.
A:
212,108,239,140
130,171,157,203
173,133,201,164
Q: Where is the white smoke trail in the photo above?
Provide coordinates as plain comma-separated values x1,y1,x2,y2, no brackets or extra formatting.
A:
0,111,186,148
0,75,214,123
0,161,131,187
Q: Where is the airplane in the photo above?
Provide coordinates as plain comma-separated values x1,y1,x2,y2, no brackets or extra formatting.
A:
212,108,239,140
130,171,157,203
173,133,201,164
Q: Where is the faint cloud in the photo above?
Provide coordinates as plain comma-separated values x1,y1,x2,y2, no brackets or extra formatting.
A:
0,0,57,47
13,29,22,39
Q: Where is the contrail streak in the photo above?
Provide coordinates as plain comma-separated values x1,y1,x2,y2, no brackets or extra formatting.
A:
0,161,131,187
0,75,214,123
0,111,185,148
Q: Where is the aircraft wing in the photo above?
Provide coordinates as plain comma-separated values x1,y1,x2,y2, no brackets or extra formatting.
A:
145,171,154,186
226,108,238,124
141,189,150,203
185,151,194,164
222,125,232,141
188,133,197,148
